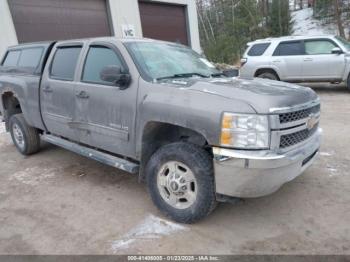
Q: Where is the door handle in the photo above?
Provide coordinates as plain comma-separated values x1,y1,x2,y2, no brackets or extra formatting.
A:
76,90,89,99
42,86,53,93
304,58,313,62
272,60,281,63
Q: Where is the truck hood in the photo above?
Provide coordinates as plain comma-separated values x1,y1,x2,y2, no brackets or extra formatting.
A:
168,77,318,114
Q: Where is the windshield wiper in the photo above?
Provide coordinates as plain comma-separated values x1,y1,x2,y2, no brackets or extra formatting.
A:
156,72,209,81
210,72,225,77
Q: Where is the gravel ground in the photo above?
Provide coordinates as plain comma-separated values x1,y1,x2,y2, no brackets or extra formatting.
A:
0,85,349,255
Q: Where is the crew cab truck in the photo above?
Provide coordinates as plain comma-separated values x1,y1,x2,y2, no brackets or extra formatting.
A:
0,38,322,223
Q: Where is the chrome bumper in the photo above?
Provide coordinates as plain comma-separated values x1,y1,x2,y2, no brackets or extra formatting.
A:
213,128,322,198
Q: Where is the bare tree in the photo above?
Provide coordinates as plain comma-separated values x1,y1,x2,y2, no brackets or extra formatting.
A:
334,0,345,38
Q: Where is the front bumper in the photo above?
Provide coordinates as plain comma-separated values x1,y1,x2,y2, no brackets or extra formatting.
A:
213,128,322,198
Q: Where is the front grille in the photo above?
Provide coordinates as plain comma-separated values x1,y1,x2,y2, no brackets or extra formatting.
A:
279,104,320,124
279,124,318,148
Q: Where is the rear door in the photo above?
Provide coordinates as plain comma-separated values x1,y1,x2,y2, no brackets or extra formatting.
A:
41,43,83,140
74,41,138,157
302,39,345,81
272,41,304,81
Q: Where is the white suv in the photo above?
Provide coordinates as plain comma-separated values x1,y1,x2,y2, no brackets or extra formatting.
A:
240,35,350,89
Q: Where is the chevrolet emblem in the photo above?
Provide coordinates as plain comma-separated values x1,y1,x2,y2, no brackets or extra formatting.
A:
306,114,318,130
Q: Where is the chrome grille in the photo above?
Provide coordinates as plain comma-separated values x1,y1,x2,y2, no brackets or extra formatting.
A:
279,104,320,124
279,124,319,149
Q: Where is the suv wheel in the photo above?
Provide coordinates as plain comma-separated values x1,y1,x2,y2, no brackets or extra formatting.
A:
347,75,350,91
146,142,217,223
257,71,278,80
9,114,41,155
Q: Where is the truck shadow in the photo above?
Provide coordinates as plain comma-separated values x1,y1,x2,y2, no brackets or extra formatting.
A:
299,83,348,94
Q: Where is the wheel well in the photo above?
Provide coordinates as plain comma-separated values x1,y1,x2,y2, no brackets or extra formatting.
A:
139,122,210,181
2,92,22,130
254,68,280,80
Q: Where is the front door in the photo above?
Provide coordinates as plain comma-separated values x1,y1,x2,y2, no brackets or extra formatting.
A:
74,43,137,158
302,39,345,81
41,45,83,140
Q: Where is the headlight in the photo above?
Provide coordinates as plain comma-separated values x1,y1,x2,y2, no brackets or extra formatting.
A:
220,113,269,149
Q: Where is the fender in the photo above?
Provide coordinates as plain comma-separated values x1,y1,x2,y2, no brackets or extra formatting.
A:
254,66,281,80
342,54,350,81
134,85,255,159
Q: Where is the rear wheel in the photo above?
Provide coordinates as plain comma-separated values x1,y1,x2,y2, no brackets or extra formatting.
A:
146,142,217,224
9,114,41,155
257,71,279,80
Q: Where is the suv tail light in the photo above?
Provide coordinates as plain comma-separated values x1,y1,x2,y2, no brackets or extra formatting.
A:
240,58,248,67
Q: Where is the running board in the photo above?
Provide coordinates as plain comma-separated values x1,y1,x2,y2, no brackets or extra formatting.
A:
41,134,139,174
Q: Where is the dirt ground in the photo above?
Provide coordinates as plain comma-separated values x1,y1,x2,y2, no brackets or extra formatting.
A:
0,85,349,255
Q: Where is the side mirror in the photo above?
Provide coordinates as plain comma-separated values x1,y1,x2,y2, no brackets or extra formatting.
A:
100,65,131,89
223,68,239,77
331,47,343,55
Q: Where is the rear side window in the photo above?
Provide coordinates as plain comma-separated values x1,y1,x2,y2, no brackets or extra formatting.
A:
247,43,270,56
18,48,43,68
2,50,21,66
82,46,124,85
273,41,303,56
50,47,82,81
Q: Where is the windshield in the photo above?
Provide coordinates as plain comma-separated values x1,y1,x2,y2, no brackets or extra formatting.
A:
125,41,221,81
335,36,350,51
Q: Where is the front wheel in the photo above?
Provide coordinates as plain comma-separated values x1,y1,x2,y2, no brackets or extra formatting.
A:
347,75,350,91
146,142,217,224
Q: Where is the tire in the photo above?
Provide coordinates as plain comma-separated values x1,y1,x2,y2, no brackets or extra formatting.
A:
9,114,40,155
257,71,278,80
347,75,350,91
146,142,217,224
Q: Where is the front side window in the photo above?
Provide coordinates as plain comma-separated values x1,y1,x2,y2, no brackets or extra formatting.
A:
305,40,337,55
18,48,43,68
247,43,270,56
2,50,21,67
82,46,124,84
335,36,350,51
273,41,303,56
50,47,82,81
125,42,220,81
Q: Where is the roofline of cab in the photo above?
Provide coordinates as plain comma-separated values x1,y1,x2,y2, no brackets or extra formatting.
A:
7,41,55,51
7,37,183,51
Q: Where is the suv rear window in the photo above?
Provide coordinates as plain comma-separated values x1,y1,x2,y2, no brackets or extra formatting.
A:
247,43,270,56
273,41,303,56
50,47,82,81
2,50,21,67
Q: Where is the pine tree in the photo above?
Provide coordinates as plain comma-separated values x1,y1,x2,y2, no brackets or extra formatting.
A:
196,0,293,64
269,0,292,36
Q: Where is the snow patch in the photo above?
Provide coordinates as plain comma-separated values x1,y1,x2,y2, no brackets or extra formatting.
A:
0,122,6,135
320,151,334,157
111,214,188,252
327,164,339,177
292,8,339,36
10,167,57,186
